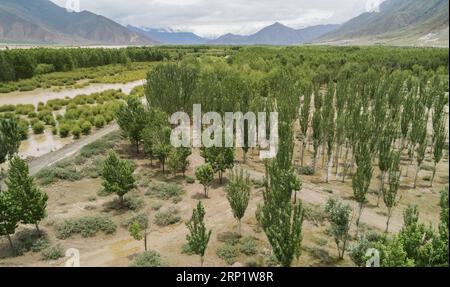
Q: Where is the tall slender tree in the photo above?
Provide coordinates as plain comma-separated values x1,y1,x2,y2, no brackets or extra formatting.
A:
225,168,251,236
186,201,212,267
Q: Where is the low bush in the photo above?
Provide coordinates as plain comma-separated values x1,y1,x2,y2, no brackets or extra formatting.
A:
217,243,238,265
146,183,184,200
32,121,45,134
130,251,168,267
154,207,181,227
298,166,315,175
239,237,258,256
55,216,116,239
41,245,65,261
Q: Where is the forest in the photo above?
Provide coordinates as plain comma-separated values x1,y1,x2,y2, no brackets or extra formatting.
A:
0,45,449,267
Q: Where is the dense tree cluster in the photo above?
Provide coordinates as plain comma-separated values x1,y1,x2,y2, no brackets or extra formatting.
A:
0,47,169,82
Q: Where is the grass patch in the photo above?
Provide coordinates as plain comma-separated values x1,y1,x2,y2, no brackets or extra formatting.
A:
55,216,116,239
146,182,184,200
130,250,168,267
154,207,181,227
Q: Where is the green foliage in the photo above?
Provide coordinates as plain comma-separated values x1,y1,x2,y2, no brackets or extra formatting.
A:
225,168,251,235
41,244,64,261
239,237,258,256
130,250,168,267
201,147,235,183
257,120,303,267
6,156,48,235
195,164,215,198
128,213,149,251
154,207,181,227
146,182,184,200
102,150,136,205
325,197,352,259
55,216,116,239
32,121,45,134
0,117,21,164
217,243,239,265
186,202,212,266
116,96,148,153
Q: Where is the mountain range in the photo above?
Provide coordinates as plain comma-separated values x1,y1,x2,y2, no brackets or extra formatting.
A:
127,26,209,45
318,0,449,46
0,0,448,47
0,0,155,45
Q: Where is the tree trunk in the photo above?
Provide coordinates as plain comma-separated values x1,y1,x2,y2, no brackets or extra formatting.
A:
7,234,14,250
144,232,148,252
243,149,248,164
204,186,208,198
200,256,204,267
356,202,364,237
335,145,341,176
377,171,385,207
219,171,223,184
430,162,437,187
238,219,242,237
35,223,41,237
300,142,306,167
385,209,392,233
326,154,332,183
322,144,326,168
312,152,317,174
413,163,420,189
342,146,350,183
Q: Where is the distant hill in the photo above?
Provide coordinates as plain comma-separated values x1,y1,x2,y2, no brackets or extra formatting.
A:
209,22,340,45
317,0,449,47
127,26,209,45
0,0,156,45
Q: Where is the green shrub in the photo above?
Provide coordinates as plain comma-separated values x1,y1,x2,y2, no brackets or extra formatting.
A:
130,251,168,267
81,121,92,135
146,183,184,200
217,243,238,265
31,237,51,252
94,115,106,128
41,245,64,261
55,216,116,239
154,207,181,227
72,126,82,139
186,176,195,184
59,124,71,138
32,122,45,134
298,166,315,175
240,237,258,256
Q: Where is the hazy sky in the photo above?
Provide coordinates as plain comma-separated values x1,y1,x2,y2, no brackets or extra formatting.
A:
50,0,386,38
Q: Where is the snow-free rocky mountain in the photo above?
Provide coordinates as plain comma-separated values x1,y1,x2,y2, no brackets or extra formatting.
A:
0,0,156,45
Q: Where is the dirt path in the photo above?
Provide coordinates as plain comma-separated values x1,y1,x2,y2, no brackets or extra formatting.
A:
29,124,119,175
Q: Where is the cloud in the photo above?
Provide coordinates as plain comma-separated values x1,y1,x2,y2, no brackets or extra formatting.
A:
50,0,385,38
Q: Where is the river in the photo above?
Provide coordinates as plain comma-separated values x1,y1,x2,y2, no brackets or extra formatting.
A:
0,80,146,161
0,79,146,107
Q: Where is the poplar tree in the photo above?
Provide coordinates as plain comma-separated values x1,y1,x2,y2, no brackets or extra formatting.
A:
299,84,312,167
6,156,48,236
0,118,21,165
257,121,303,267
383,152,402,233
186,201,212,267
377,129,394,207
225,168,251,236
431,118,447,187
